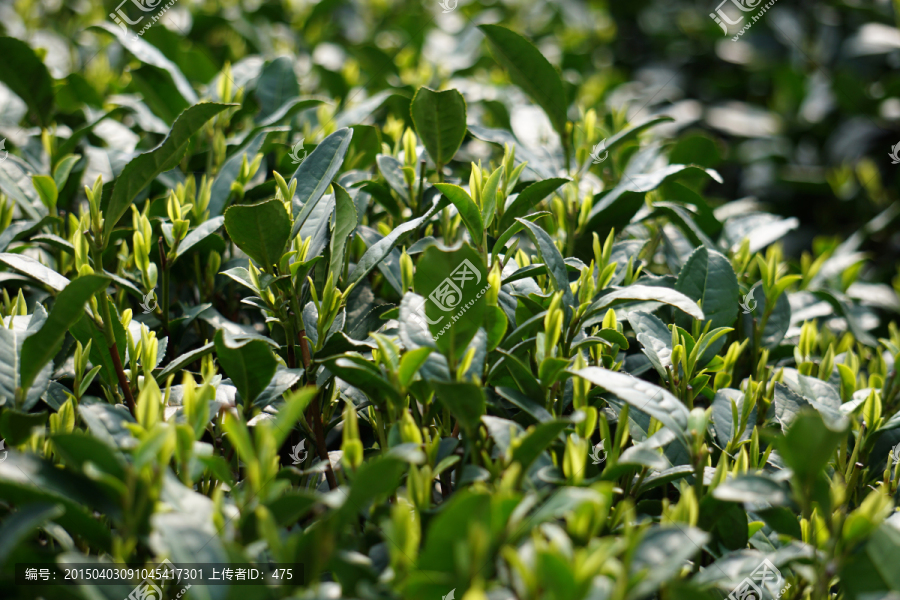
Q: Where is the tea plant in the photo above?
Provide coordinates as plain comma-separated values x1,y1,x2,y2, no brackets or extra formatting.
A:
0,4,898,600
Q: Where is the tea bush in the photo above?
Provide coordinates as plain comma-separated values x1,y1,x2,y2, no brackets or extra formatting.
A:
0,1,899,599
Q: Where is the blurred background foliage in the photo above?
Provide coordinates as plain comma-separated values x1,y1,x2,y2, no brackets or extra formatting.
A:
3,0,899,279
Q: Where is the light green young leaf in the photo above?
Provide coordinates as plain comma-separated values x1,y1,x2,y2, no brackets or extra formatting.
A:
30,176,57,213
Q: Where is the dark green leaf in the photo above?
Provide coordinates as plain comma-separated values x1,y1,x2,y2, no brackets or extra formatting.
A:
347,196,446,288
174,216,225,260
433,184,484,244
569,366,690,443
510,420,569,471
776,410,848,485
413,243,487,358
91,23,197,104
224,199,291,268
497,178,568,232
478,25,567,138
291,128,353,238
209,127,282,217
628,527,710,600
0,409,48,445
675,246,739,329
330,183,358,281
376,154,410,203
214,329,277,406
432,381,486,435
604,116,675,154
712,475,789,506
516,219,574,305
255,57,299,120
104,103,232,242
0,37,53,127
584,285,704,324
51,432,126,479
20,274,109,391
0,253,69,291
0,502,65,567
410,87,467,168
0,453,114,551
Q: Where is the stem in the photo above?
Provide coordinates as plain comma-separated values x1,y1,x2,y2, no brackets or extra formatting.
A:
440,470,452,499
692,448,705,505
632,467,649,498
416,159,427,217
158,237,170,337
298,329,337,490
308,391,337,490
92,242,136,414
566,202,577,258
